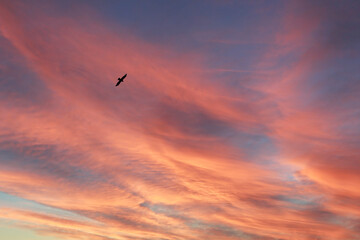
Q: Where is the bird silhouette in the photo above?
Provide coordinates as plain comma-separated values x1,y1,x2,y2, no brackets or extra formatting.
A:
116,74,127,86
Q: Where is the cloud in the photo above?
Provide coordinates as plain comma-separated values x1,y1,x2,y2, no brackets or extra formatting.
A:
0,0,360,240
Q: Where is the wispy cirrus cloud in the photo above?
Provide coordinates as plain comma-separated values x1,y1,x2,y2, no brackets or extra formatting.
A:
0,0,360,239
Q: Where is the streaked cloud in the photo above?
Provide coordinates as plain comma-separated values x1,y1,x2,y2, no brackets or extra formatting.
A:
0,0,359,239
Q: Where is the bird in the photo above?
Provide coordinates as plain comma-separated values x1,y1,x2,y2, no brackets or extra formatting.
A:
116,74,127,86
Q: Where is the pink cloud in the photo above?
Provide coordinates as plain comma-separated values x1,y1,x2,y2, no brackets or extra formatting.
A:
0,0,360,239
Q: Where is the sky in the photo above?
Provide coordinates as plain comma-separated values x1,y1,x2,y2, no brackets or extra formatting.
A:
0,0,360,239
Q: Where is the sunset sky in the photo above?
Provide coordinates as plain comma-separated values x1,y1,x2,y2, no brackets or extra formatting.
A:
1,0,360,239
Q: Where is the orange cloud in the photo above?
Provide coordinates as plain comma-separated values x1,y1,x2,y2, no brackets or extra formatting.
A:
0,0,360,240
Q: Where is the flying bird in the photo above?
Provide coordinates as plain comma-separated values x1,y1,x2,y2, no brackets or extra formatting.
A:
116,74,127,86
